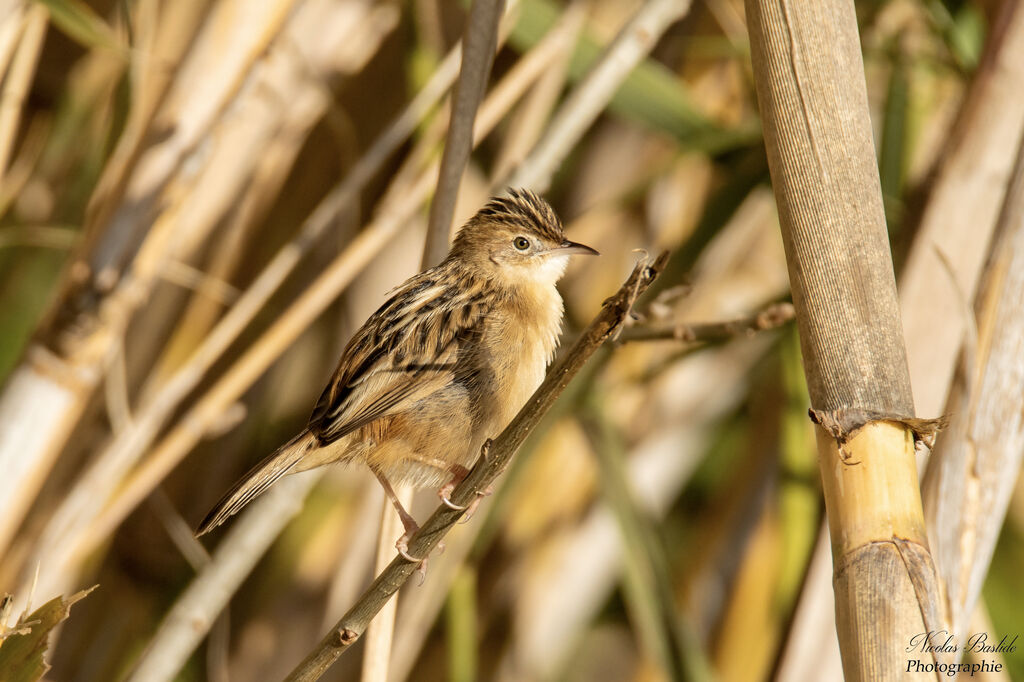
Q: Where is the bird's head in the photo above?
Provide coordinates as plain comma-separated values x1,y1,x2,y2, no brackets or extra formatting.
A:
448,188,598,285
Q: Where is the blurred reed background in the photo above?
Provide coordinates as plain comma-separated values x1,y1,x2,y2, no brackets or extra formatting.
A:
0,0,1022,680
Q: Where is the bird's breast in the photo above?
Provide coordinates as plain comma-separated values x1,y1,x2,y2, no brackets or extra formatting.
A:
484,283,564,428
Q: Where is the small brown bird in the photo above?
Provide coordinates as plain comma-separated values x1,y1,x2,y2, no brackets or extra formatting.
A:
197,189,597,557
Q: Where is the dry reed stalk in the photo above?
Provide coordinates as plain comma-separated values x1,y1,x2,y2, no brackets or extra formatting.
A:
898,0,1024,418
321,486,386,629
0,3,45,182
0,3,53,554
775,526,836,682
921,132,1024,648
423,0,506,268
360,487,413,682
147,150,289,384
490,1,586,183
745,0,945,679
124,472,320,682
388,510,480,681
0,4,27,80
84,0,207,234
777,4,1024,678
0,114,48,217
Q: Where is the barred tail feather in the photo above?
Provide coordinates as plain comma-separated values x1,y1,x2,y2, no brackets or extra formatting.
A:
196,431,317,536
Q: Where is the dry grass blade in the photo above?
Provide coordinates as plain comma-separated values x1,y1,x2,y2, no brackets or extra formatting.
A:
0,4,46,183
506,0,691,192
490,1,586,183
125,473,320,682
360,487,412,682
283,252,668,682
423,0,506,268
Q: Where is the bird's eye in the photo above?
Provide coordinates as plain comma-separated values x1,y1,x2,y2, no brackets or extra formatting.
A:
513,236,530,251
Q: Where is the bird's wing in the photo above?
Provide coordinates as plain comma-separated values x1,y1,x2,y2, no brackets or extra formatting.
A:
309,272,491,444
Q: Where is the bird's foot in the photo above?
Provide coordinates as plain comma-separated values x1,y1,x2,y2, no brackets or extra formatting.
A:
395,520,444,584
438,465,470,510
438,468,492,522
395,529,428,583
457,486,492,523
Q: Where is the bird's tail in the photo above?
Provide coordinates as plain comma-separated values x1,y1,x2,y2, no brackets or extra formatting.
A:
196,431,317,536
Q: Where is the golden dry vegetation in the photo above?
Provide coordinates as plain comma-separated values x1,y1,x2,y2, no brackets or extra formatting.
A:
1,0,1023,681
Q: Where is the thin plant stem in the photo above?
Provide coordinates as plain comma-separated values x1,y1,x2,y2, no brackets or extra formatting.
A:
617,302,795,343
582,405,714,682
445,567,478,682
0,5,47,182
506,0,691,191
360,487,413,682
125,473,321,682
423,0,506,268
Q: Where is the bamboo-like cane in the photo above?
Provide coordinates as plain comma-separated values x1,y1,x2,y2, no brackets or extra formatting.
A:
744,1,945,679
777,3,1024,677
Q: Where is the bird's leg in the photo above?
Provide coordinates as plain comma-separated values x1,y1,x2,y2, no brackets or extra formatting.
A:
373,470,424,566
438,464,492,522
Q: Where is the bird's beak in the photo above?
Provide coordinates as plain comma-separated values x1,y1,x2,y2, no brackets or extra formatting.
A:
557,239,600,256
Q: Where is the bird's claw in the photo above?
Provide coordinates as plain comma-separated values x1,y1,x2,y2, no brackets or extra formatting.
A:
439,482,466,510
438,484,493,522
459,487,492,523
437,464,492,521
396,532,429,583
395,529,444,584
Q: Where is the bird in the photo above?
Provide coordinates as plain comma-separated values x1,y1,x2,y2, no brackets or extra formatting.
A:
196,189,598,559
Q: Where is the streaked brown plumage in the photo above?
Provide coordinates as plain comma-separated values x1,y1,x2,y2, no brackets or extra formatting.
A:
197,189,597,555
